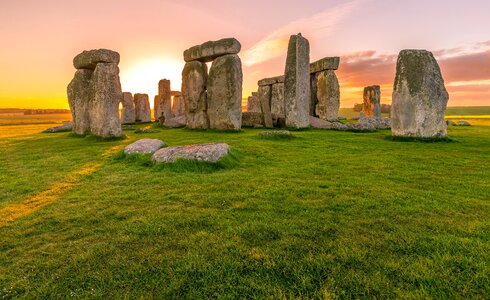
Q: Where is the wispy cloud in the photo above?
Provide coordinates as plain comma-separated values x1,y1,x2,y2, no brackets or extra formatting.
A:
241,0,365,66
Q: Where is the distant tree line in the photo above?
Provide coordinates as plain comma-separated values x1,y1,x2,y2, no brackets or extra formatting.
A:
353,103,391,113
23,109,71,115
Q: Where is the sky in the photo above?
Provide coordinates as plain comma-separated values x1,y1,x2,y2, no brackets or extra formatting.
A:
0,0,489,109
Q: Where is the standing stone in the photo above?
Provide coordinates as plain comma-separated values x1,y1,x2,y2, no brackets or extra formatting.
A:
391,50,449,138
172,95,185,117
134,93,151,123
271,83,285,117
362,85,381,118
284,33,310,128
154,79,173,121
67,69,93,135
67,49,123,138
258,85,273,128
315,70,340,121
207,54,243,130
247,92,260,112
87,63,123,137
182,61,208,129
121,92,135,124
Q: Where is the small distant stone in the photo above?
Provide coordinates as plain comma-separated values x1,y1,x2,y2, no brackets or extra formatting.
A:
43,122,73,133
134,126,159,134
124,139,164,155
446,120,456,126
152,143,229,163
457,120,471,126
258,130,291,136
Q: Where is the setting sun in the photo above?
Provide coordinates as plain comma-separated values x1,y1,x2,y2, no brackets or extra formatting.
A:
120,58,184,108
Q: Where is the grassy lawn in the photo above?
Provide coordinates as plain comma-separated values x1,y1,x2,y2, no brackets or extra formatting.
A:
0,116,489,298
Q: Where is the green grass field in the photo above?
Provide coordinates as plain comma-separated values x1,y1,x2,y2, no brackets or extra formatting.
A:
0,111,489,298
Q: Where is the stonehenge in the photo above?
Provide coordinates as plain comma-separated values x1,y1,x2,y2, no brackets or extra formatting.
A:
134,93,151,123
121,92,135,124
284,33,311,129
391,50,449,138
182,38,243,130
65,37,450,141
67,49,123,138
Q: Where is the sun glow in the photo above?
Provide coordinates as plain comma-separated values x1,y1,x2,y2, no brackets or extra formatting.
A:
120,58,184,108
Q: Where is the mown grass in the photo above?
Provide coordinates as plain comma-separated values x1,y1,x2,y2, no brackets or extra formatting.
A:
0,117,489,298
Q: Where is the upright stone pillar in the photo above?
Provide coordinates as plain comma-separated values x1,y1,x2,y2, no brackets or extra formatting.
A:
154,79,173,121
67,48,123,138
182,61,208,129
315,70,340,121
362,85,381,118
284,33,310,128
67,69,92,135
134,93,151,123
207,54,243,130
121,92,135,124
391,50,449,138
258,85,273,128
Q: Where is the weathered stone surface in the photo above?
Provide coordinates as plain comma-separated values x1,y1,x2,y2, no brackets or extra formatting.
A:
88,63,123,137
358,112,391,129
207,54,243,130
121,92,135,124
182,61,209,129
171,91,182,97
391,50,449,138
152,143,229,163
67,69,92,135
446,120,456,126
457,120,471,126
241,111,264,127
134,93,151,123
284,33,310,129
43,122,73,133
247,92,260,112
310,74,318,116
172,95,185,117
184,38,241,63
362,85,381,118
258,75,285,86
271,83,285,117
310,57,340,73
124,138,164,155
73,49,120,70
258,85,273,128
154,79,173,121
162,115,186,128
315,70,340,121
309,116,347,130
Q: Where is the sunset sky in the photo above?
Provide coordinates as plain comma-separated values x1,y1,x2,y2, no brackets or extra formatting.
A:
0,0,489,109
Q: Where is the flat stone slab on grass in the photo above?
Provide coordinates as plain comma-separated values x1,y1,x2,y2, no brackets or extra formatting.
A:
43,122,73,133
258,130,291,136
152,143,229,163
457,120,471,126
124,139,164,155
